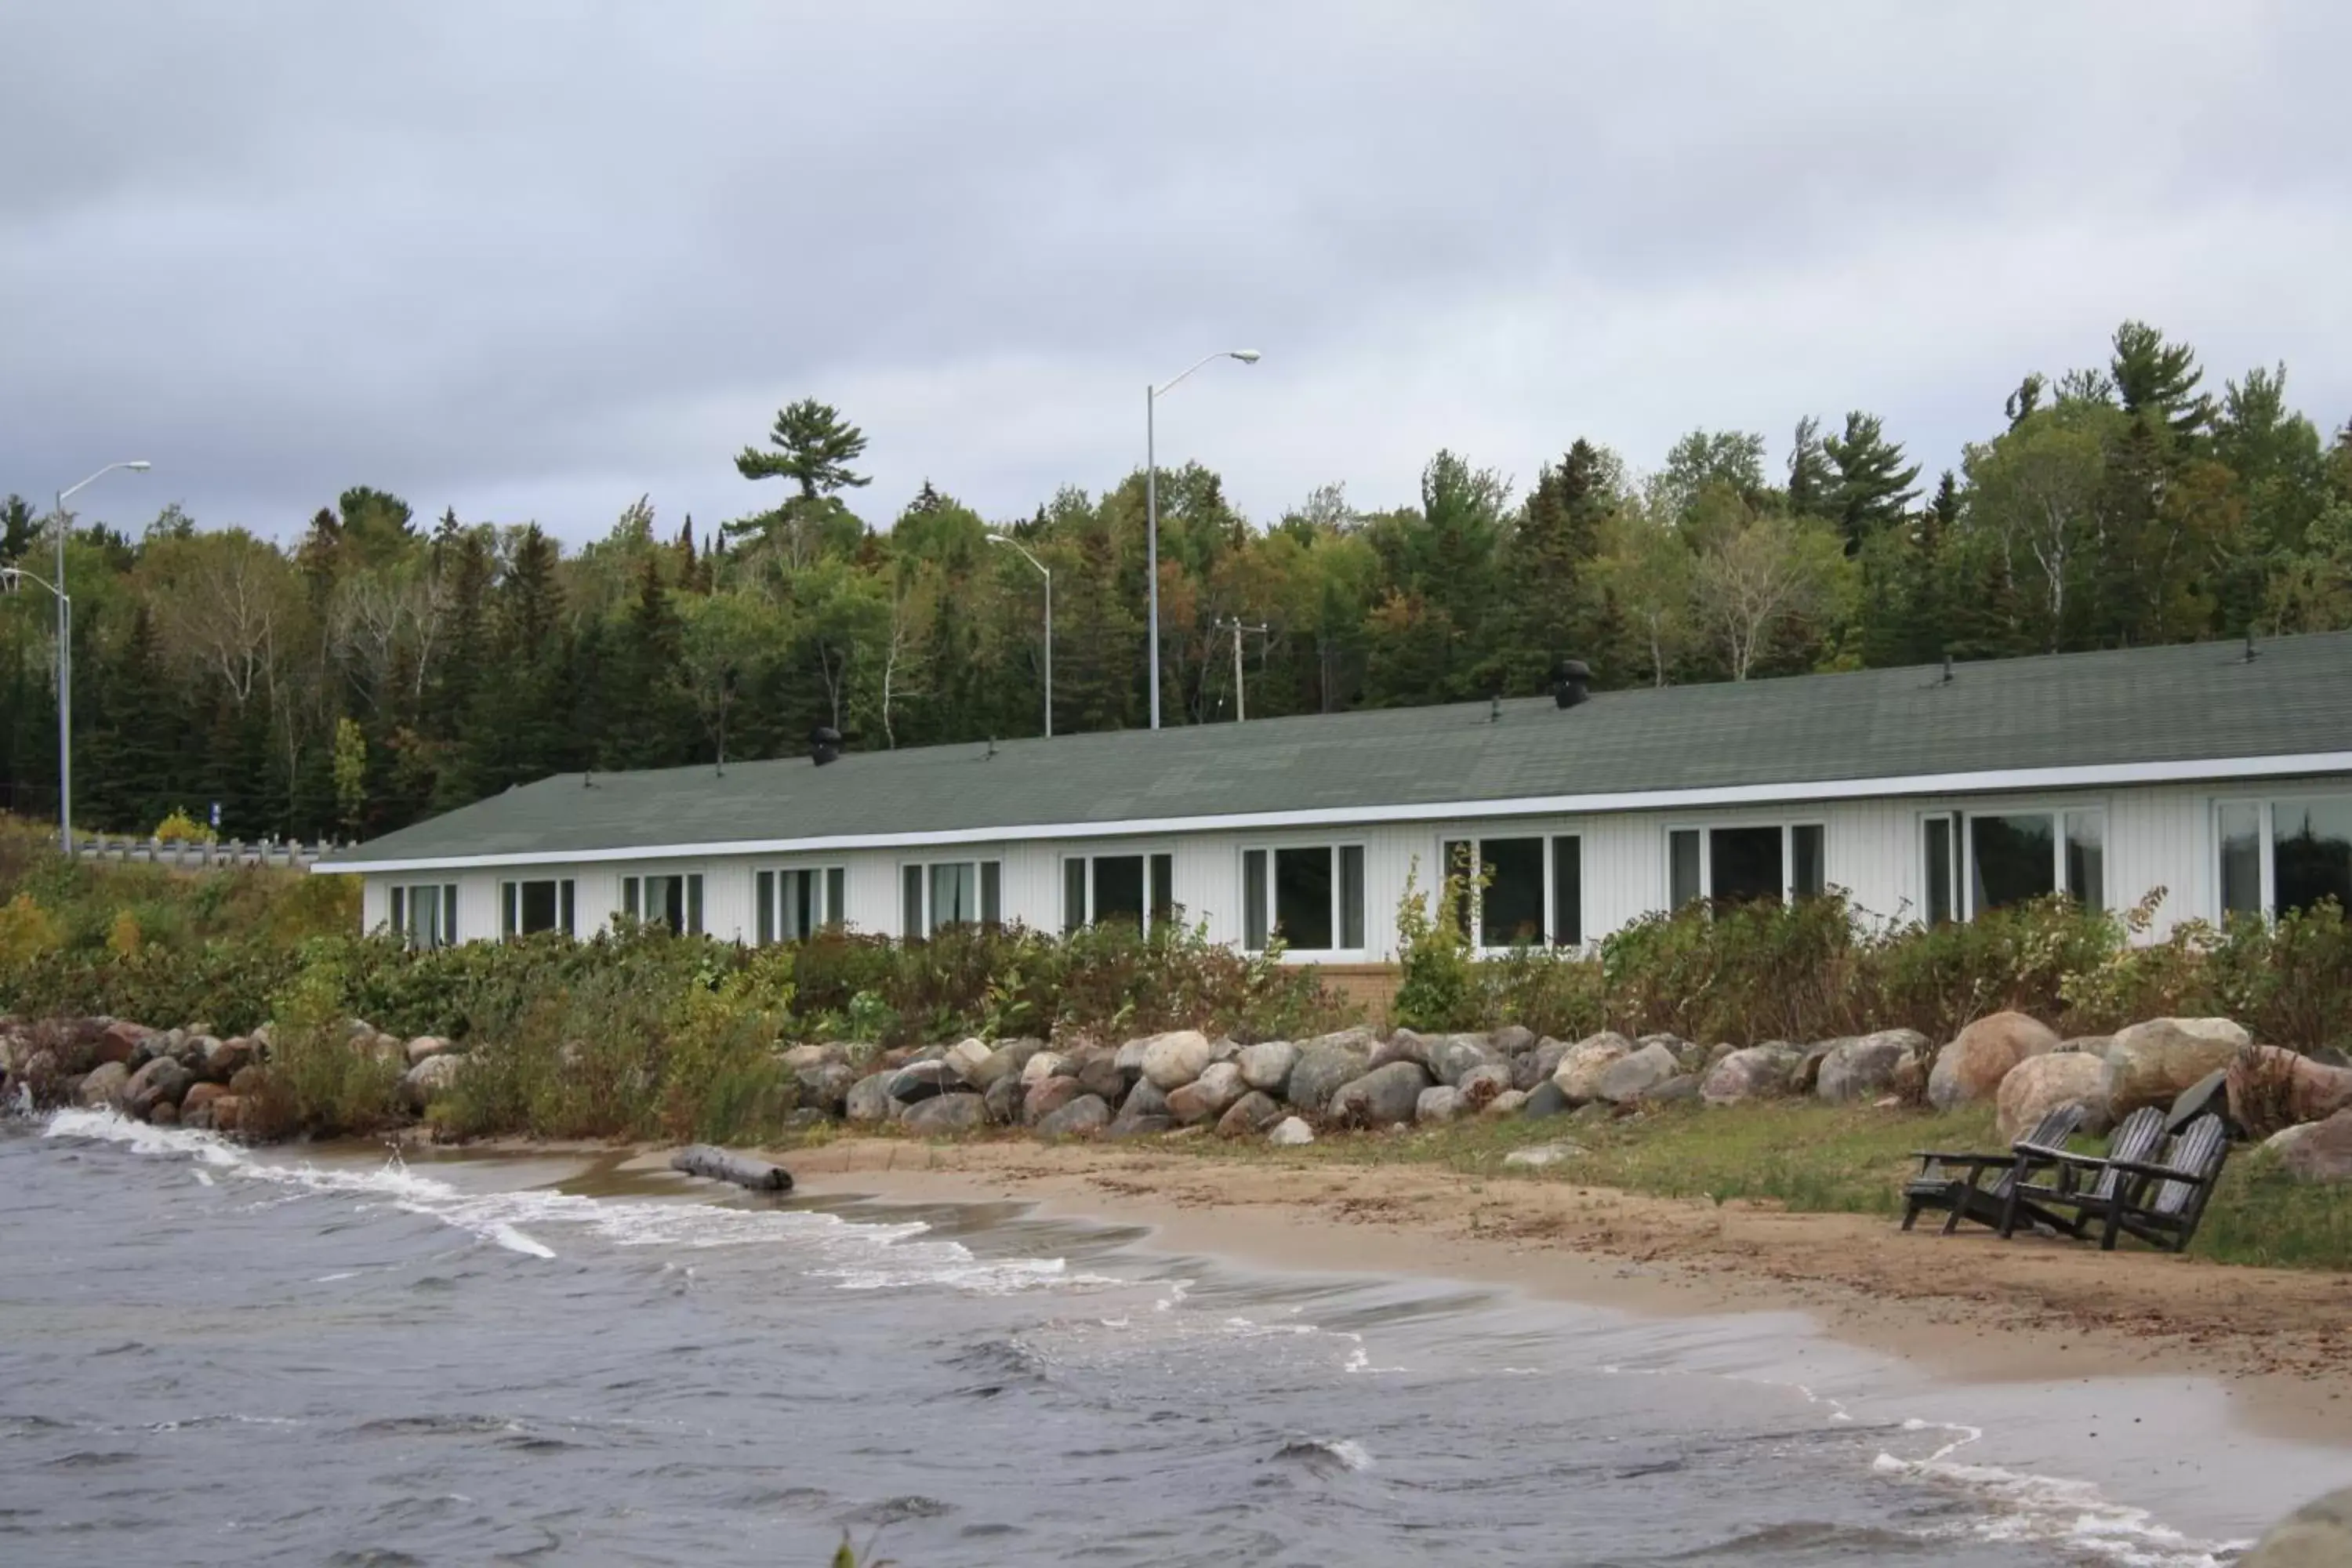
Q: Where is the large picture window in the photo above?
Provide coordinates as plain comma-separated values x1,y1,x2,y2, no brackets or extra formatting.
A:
390,883,458,950
1240,844,1365,953
1963,810,2103,915
622,873,703,936
1062,852,1175,935
1666,823,1828,909
1439,833,1582,949
500,877,575,938
757,866,847,944
902,859,1002,938
2216,795,2352,920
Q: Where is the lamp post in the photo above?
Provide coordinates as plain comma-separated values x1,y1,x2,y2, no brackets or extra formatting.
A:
1146,349,1258,729
47,461,151,853
987,533,1052,739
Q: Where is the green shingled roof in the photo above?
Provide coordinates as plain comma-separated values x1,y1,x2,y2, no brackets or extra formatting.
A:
324,631,2352,866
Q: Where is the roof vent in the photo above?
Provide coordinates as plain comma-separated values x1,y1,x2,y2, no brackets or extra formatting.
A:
809,726,843,766
1551,659,1592,710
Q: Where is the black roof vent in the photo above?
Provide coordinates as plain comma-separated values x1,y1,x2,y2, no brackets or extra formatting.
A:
1552,659,1592,710
809,726,843,766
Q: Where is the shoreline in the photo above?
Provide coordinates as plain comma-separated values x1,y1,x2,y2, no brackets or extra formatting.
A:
746,1134,2352,1449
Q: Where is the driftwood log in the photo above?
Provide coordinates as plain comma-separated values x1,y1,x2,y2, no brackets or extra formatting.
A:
670,1145,793,1192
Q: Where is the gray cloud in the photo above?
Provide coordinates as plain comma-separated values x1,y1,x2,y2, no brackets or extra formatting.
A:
5,2,2347,543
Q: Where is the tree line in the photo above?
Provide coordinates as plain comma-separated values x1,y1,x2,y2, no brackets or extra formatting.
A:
3,319,2347,844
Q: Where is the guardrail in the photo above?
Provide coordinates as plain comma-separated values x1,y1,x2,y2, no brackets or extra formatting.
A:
70,837,337,870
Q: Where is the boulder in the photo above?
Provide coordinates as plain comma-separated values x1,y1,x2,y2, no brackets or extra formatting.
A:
1166,1062,1246,1125
400,1053,465,1112
1928,1011,2060,1110
779,1043,834,1072
1994,1051,2112,1144
989,1038,1049,1083
1115,1078,1171,1129
1483,1090,1529,1117
1330,1061,1432,1128
203,1036,259,1081
2053,1034,2113,1056
887,1060,960,1104
1520,1080,1571,1120
1020,1050,1073,1087
795,1062,858,1114
2267,1112,2352,1183
1284,1040,1370,1114
404,1035,454,1067
1492,1024,1536,1056
982,1073,1025,1126
76,1060,131,1110
2101,1018,2251,1118
1367,1029,1437,1072
1416,1085,1464,1124
844,1071,897,1124
125,1056,193,1117
1793,1042,1835,1094
95,1019,151,1065
228,1064,267,1098
1638,1033,1697,1073
1595,1042,1680,1105
1552,1033,1634,1103
1641,1074,1700,1104
1139,1030,1217,1091
1112,1036,1153,1078
1215,1091,1285,1138
1267,1116,1315,1148
1022,1075,1084,1127
1428,1035,1505,1087
1455,1062,1514,1111
148,1100,180,1127
1107,1115,1174,1139
1504,1141,1582,1168
206,1094,245,1135
1817,1030,1928,1105
1034,1094,1112,1139
1530,1036,1573,1080
182,1081,227,1118
1701,1044,1802,1105
1074,1054,1127,1105
2229,1046,2352,1131
902,1092,986,1134
2242,1483,2352,1567
1236,1040,1300,1096
943,1036,996,1085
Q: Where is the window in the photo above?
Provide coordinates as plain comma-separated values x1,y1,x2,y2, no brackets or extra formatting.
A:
500,878,575,938
1062,852,1177,935
622,873,703,936
1439,833,1581,949
1667,823,1827,910
1240,844,1365,953
902,859,1002,938
1962,809,2104,916
2216,795,2352,920
390,883,458,950
1923,814,1958,925
757,866,845,944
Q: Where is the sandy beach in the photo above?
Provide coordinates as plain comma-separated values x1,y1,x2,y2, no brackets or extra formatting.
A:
775,1135,2352,1448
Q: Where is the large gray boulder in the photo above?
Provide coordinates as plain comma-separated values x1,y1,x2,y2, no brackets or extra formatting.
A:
2102,1018,2250,1118
943,1036,998,1086
795,1062,858,1115
1330,1061,1432,1127
1552,1033,1635,1103
1074,1053,1127,1105
1020,1050,1073,1086
1595,1042,1679,1105
982,1073,1025,1125
76,1060,130,1110
1455,1062,1514,1111
1115,1078,1171,1129
1166,1062,1247,1125
1034,1094,1112,1139
1521,1080,1571,1119
1367,1029,1436,1072
1267,1116,1314,1147
1994,1051,2111,1143
1817,1030,1928,1104
844,1071,896,1124
903,1093,986,1134
1491,1024,1536,1057
2267,1109,2352,1183
1928,1011,2060,1110
1416,1086,1464,1124
1022,1075,1084,1126
125,1057,193,1118
1285,1040,1370,1114
1215,1091,1285,1139
887,1060,960,1104
1428,1035,1505,1087
2229,1045,2352,1131
1139,1030,1217,1091
1237,1040,1299,1096
400,1053,466,1113
1701,1044,1801,1105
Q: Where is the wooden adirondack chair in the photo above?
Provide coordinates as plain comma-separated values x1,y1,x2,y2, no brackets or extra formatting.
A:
1902,1104,2088,1235
2091,1113,2231,1253
1996,1105,2167,1241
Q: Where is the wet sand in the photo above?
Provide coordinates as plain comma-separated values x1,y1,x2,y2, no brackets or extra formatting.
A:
767,1136,2352,1449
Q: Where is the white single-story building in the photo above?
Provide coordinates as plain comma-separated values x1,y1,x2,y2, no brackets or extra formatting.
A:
316,633,2352,985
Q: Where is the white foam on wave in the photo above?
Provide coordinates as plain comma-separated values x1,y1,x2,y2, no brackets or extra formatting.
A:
1874,1438,2249,1567
42,1108,1106,1296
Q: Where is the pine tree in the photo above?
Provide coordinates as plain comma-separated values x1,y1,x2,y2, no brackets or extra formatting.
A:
2110,321,2213,445
735,398,872,500
1822,411,1922,554
1786,416,1832,517
0,495,35,563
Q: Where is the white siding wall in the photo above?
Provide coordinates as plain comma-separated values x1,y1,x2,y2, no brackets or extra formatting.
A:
354,777,2338,956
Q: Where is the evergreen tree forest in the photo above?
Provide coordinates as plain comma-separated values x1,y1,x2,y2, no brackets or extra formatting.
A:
4,326,2349,845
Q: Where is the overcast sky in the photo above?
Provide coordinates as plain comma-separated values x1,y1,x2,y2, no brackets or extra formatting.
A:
5,3,2347,543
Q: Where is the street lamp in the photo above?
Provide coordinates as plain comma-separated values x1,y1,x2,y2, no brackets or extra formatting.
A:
47,460,151,853
988,533,1052,739
1146,350,1258,729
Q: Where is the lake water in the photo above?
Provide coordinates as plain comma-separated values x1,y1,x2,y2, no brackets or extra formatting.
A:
0,1109,2324,1566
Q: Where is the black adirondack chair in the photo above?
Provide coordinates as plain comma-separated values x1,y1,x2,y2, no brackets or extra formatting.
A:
2090,1113,2231,1253
1901,1104,2088,1235
1997,1105,2168,1241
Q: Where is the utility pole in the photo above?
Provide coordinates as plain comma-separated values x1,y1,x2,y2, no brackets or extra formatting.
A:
1219,616,1270,721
